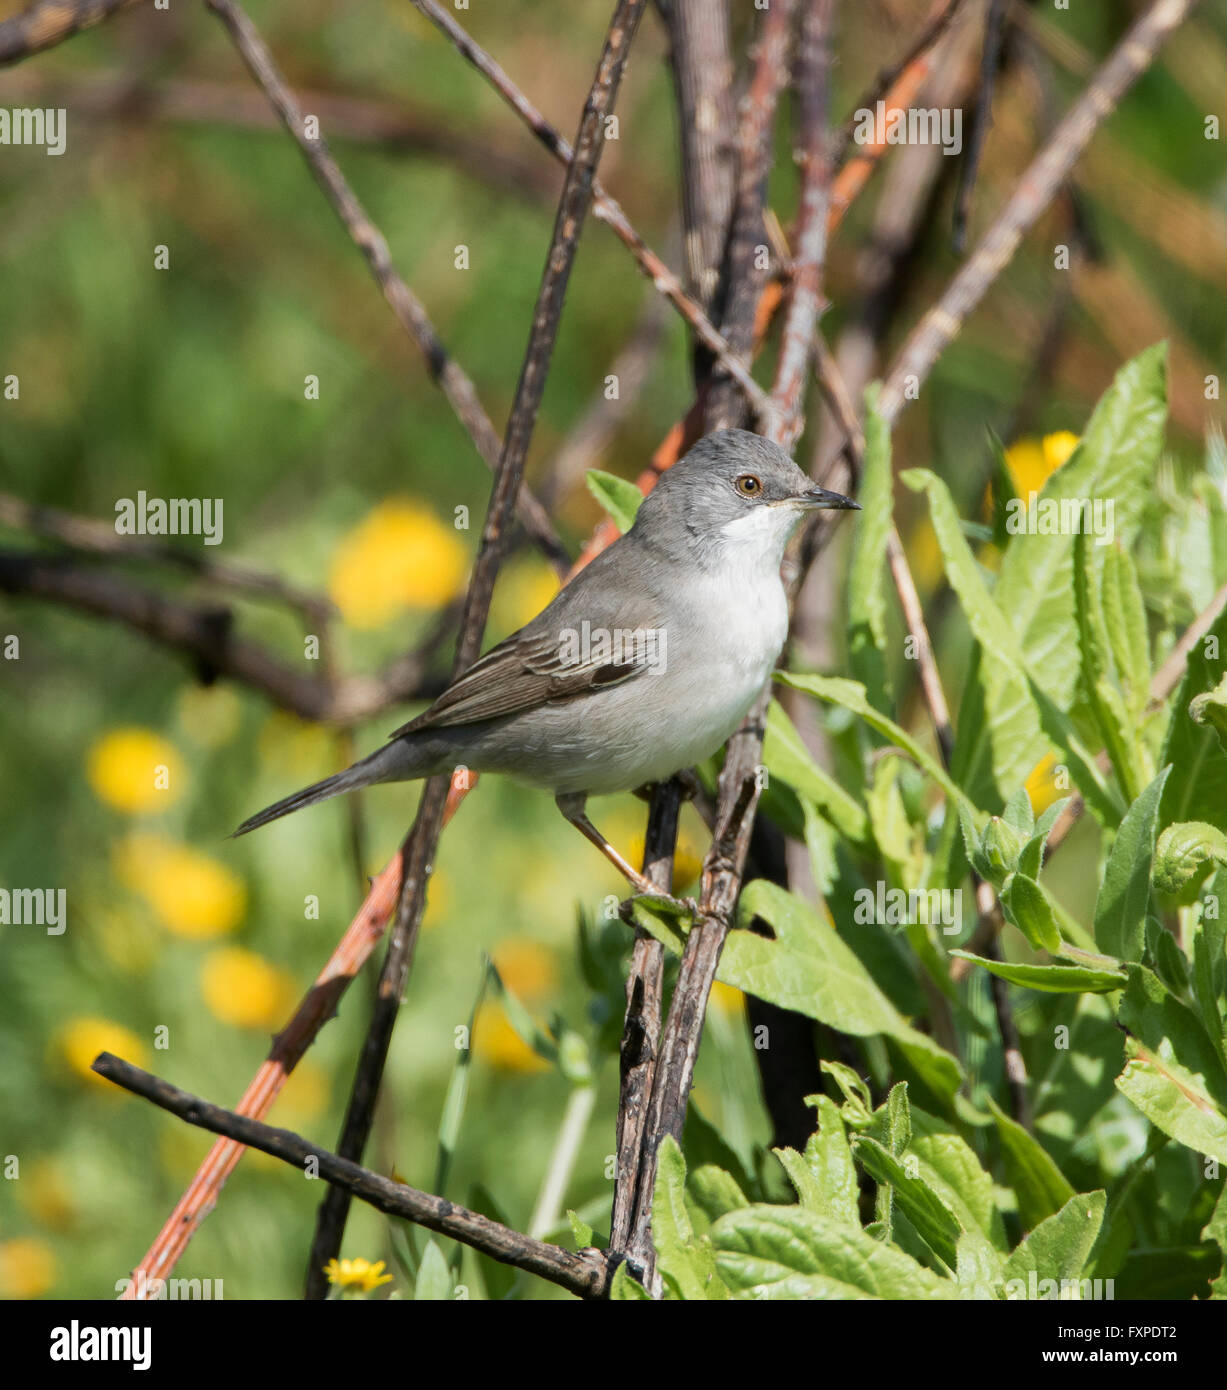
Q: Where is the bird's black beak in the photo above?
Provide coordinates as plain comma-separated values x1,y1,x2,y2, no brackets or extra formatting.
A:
798,485,861,511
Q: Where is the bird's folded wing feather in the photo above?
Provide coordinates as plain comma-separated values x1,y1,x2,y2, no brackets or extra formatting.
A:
388,547,664,739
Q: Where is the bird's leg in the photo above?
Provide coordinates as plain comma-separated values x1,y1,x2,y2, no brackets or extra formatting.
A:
555,792,694,913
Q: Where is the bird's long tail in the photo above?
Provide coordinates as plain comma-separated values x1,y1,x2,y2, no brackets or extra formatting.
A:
231,741,410,837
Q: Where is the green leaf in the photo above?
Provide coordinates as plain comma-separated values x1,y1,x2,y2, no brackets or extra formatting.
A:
1101,543,1150,722
853,1136,961,1268
776,671,979,818
687,1165,749,1223
995,343,1168,708
1116,1038,1227,1164
609,1262,652,1300
1093,767,1171,961
653,1136,726,1300
762,699,870,847
1190,673,1227,751
951,951,1125,993
846,384,893,709
1154,821,1227,897
791,1096,860,1228
1117,964,1227,1113
1160,607,1227,834
711,1205,956,1299
585,468,643,532
414,1239,453,1300
1002,1192,1107,1289
728,880,964,1103
988,1097,1076,1231
1201,1181,1227,1298
567,1210,595,1249
1074,530,1144,805
1001,872,1062,953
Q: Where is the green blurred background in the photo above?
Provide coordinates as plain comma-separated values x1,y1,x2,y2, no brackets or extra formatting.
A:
0,0,1224,1298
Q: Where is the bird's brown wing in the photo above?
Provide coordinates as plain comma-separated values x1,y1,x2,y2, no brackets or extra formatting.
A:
387,548,664,740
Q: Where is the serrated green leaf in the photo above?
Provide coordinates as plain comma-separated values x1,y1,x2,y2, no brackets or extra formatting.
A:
687,1164,749,1223
1160,608,1227,834
853,1136,961,1268
1101,543,1150,722
1154,821,1227,897
609,1262,652,1300
1002,1192,1107,1289
653,1136,726,1300
1093,767,1171,961
730,881,963,1102
1116,1038,1227,1164
711,1205,956,1299
585,468,643,532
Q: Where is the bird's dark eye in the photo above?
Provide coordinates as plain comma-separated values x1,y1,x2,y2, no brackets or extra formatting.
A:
735,474,763,497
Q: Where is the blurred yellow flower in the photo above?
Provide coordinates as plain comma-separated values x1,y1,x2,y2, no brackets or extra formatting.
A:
491,939,557,1001
200,947,295,1028
0,1237,57,1298
323,1257,393,1293
709,981,745,1016
53,1016,148,1087
115,834,246,939
17,1159,76,1232
328,500,468,628
177,685,241,749
1003,431,1080,496
277,1058,329,1125
1024,753,1063,815
492,559,560,632
86,727,184,813
473,1001,549,1074
625,832,703,889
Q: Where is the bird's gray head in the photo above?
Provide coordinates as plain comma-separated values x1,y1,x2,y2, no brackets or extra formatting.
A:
632,429,859,567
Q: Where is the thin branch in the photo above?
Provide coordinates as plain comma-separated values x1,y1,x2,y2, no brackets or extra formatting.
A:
703,0,799,434
303,0,650,1296
203,0,570,578
626,0,835,1291
879,0,1201,423
409,0,776,428
0,0,140,67
93,1053,610,1300
951,0,1011,253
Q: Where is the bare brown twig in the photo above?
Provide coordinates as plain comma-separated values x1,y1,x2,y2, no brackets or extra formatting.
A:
303,0,651,1295
0,0,140,66
93,1053,611,1299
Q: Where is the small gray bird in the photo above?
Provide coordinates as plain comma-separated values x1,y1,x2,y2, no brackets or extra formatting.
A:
234,430,858,896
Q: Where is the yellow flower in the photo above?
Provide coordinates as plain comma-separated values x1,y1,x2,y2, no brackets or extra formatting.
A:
1003,431,1080,496
52,1016,148,1087
114,834,246,939
328,500,468,628
0,1237,57,1298
624,832,703,889
491,940,557,1002
17,1160,76,1232
1024,752,1063,815
86,728,184,813
323,1257,393,1293
492,559,560,633
1043,430,1079,474
177,686,241,749
709,981,745,1016
200,948,295,1028
473,1001,549,1074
